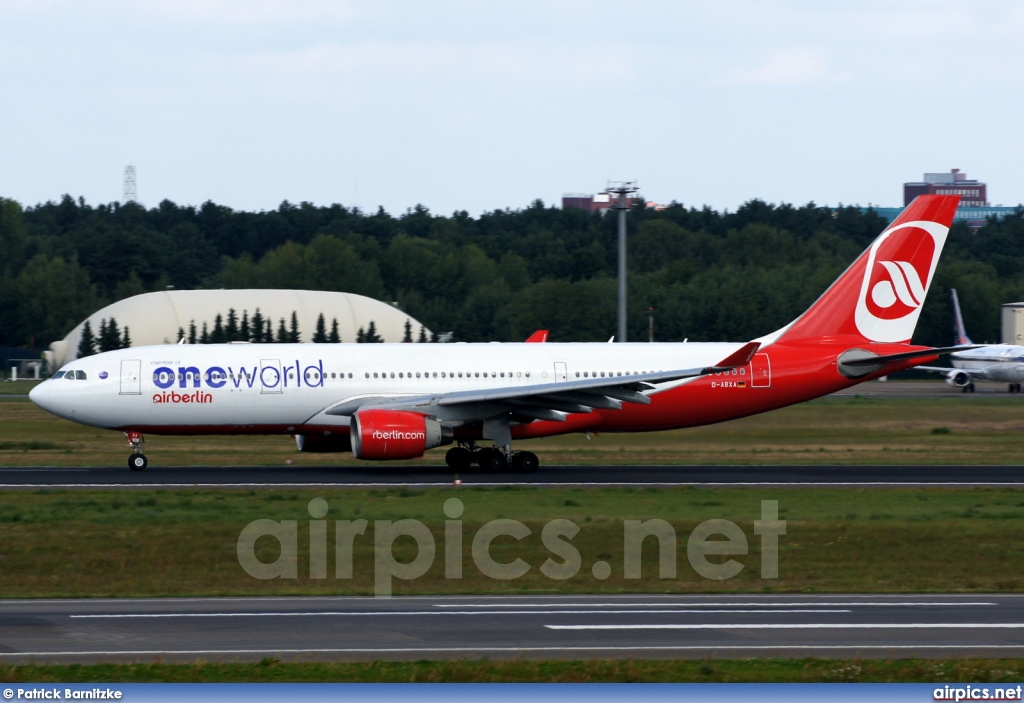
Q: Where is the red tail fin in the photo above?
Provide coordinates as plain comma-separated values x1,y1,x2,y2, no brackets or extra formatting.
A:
772,195,960,345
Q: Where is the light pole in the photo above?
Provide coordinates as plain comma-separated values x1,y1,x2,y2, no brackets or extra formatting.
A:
608,180,638,343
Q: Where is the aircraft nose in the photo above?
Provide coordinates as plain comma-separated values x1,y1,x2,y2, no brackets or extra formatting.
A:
29,381,51,411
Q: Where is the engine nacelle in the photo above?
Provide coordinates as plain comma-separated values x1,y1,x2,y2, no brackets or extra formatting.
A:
295,433,353,453
351,409,453,460
945,370,971,388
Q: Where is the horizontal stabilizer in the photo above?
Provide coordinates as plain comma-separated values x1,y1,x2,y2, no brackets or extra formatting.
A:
841,344,979,367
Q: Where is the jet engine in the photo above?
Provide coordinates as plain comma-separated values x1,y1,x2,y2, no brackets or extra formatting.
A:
351,409,454,460
945,370,971,388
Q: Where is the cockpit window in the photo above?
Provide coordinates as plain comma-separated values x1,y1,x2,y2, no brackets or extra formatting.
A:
65,371,76,380
75,370,87,380
52,371,66,379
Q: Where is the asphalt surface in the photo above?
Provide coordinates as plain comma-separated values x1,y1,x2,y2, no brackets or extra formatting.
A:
1,463,1023,487
2,594,1023,663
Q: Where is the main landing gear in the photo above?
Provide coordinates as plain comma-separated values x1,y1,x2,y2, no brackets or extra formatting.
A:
1010,383,1022,394
125,431,148,471
445,442,539,473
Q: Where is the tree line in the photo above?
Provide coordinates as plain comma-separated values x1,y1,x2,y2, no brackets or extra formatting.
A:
2,194,1023,352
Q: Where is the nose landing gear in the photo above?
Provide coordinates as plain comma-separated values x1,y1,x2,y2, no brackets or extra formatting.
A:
125,431,148,471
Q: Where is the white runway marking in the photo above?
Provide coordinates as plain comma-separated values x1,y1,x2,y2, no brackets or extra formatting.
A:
546,622,1024,630
433,601,996,608
70,609,850,618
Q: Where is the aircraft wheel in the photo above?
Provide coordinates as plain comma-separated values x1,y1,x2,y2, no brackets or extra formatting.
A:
969,383,976,393
128,453,148,471
445,447,473,471
512,451,539,473
478,450,507,471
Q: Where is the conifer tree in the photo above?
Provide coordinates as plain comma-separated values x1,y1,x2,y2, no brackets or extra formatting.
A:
99,317,121,352
402,318,413,343
288,311,300,343
276,318,288,343
417,325,427,343
121,326,131,348
365,321,382,343
226,308,239,341
356,327,365,343
211,314,225,344
313,313,327,343
188,321,197,345
251,309,264,343
177,326,186,344
329,318,340,343
200,322,210,344
77,321,96,358
240,311,250,342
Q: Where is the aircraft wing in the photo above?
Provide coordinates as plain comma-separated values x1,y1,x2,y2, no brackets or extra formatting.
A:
324,342,760,422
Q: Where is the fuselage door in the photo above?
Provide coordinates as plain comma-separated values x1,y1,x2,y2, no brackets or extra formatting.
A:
260,359,284,394
554,362,568,382
750,353,771,388
119,359,141,395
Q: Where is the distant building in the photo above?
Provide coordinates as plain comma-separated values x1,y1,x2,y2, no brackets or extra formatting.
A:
904,168,987,207
562,191,656,213
867,168,1020,228
45,289,432,370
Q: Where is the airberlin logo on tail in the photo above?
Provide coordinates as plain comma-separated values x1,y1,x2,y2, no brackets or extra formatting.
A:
854,220,948,342
868,258,929,317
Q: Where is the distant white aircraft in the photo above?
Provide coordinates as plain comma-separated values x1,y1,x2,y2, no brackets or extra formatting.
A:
919,289,1024,393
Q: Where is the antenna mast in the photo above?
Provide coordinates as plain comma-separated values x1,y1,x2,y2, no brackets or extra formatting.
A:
123,164,137,203
608,180,638,343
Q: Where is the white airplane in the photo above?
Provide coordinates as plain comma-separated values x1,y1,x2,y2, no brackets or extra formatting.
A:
919,289,1024,393
31,195,966,472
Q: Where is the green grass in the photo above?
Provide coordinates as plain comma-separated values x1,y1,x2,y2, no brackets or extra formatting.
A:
4,658,1024,683
4,393,1024,466
3,486,1024,596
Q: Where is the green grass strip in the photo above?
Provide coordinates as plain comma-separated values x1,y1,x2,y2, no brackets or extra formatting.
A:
4,658,1024,683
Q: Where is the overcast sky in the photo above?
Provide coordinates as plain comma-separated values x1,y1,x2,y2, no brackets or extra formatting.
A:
2,1,1022,216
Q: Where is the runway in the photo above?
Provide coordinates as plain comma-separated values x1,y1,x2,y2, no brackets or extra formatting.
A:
1,594,1023,663
1,464,1022,487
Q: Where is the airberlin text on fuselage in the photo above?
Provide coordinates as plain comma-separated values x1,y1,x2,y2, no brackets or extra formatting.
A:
151,359,326,391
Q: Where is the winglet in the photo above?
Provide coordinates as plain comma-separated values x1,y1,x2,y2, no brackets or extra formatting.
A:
705,342,760,373
525,330,549,343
